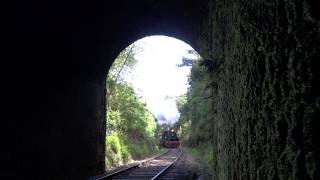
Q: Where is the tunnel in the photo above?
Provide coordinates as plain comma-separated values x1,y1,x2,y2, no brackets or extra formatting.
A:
13,0,319,179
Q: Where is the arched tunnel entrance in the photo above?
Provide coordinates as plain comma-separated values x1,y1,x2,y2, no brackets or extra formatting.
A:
104,35,202,174
13,0,319,179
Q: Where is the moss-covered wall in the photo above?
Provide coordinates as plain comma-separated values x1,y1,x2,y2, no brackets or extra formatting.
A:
195,0,320,179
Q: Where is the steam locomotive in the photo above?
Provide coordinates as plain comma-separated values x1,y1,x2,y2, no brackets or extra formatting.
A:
160,129,180,148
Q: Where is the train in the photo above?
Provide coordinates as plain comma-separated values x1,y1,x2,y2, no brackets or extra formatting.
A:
160,129,180,148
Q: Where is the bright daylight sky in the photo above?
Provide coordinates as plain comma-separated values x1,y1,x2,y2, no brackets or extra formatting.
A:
123,35,197,125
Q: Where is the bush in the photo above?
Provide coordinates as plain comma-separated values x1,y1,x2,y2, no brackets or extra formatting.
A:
106,133,129,166
106,49,160,168
122,137,158,159
105,133,159,168
107,134,121,154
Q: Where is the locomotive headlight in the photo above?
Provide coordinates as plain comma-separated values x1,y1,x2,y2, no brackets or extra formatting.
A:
171,129,174,132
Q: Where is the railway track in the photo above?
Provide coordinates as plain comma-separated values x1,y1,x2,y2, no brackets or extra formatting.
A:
93,148,183,180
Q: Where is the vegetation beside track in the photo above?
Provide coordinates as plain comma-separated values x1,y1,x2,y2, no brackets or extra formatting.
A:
105,133,159,167
105,44,159,168
175,60,217,174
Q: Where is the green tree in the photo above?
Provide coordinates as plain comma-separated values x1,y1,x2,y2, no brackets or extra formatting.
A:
105,43,159,167
175,59,217,173
108,44,141,83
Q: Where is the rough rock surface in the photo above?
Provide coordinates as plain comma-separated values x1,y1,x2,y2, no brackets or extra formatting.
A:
194,0,320,179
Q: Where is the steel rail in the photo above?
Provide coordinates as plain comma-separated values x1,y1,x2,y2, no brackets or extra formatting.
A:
150,148,183,180
91,149,170,180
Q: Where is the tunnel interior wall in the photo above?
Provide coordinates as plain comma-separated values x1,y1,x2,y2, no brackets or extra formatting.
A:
13,0,319,179
14,0,205,179
194,0,320,179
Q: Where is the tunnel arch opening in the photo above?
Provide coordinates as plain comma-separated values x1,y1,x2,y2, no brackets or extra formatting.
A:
104,35,204,169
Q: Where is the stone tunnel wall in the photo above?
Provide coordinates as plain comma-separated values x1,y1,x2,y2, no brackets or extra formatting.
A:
13,0,207,179
194,0,320,179
13,0,319,179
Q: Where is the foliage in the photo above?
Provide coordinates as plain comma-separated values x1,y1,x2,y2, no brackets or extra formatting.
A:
105,133,129,166
175,61,214,145
105,43,158,168
108,44,141,83
175,59,217,174
105,132,159,167
106,81,156,139
123,135,159,159
177,49,202,67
